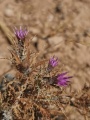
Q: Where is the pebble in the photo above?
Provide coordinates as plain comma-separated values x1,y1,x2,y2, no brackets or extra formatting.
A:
48,36,65,46
22,14,28,21
4,6,14,17
38,39,48,51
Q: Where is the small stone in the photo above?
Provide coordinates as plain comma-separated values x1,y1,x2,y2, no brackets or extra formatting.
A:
30,27,41,35
4,7,14,17
22,14,28,21
38,39,48,51
48,36,64,46
31,36,38,43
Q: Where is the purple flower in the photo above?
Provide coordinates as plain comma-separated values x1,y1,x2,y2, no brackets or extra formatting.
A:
49,56,58,67
56,72,72,86
47,56,58,72
14,26,28,40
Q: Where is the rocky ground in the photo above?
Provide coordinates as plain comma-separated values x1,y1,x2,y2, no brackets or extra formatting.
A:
0,0,90,119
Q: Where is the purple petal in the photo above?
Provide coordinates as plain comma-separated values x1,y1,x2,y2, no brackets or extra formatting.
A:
56,72,73,86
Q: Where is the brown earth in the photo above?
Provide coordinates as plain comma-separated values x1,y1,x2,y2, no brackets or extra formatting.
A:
0,0,90,119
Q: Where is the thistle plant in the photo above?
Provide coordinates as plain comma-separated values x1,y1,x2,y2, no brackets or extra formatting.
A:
0,27,90,120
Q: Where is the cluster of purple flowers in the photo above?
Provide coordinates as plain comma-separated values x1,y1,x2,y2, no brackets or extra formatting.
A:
48,56,72,86
14,27,72,87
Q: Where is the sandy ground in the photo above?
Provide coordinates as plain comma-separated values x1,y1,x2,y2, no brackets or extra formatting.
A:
0,0,90,119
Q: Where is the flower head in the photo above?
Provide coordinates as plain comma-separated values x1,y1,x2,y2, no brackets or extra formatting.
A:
56,72,72,86
47,56,58,72
49,56,58,67
14,26,28,40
